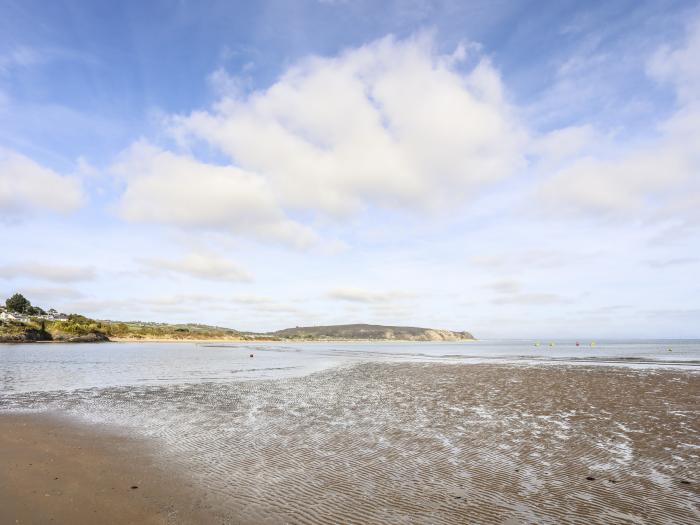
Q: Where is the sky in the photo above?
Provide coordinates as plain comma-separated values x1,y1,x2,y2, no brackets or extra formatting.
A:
1,0,699,338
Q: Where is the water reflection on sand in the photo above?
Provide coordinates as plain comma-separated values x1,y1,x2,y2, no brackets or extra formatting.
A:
1,342,699,523
1,339,698,393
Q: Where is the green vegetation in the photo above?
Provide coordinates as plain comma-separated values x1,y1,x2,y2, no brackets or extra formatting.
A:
5,293,45,315
0,319,51,342
6,293,30,313
1,293,474,343
103,321,254,340
46,315,112,338
271,324,474,341
1,294,109,342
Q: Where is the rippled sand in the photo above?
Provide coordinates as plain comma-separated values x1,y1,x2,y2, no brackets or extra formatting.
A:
2,363,699,523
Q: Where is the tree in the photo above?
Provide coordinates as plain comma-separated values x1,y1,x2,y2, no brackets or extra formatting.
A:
6,293,31,313
28,306,46,316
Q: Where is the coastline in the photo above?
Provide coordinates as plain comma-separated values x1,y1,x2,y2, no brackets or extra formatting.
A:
0,336,477,344
2,362,697,523
109,336,476,343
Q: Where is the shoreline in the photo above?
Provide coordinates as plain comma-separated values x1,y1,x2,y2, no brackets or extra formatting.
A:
0,336,477,344
111,337,476,343
1,363,698,523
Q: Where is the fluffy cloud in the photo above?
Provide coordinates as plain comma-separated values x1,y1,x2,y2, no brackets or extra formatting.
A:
0,262,95,282
536,20,700,220
0,148,84,217
140,252,252,282
166,35,525,218
648,18,700,102
113,142,318,248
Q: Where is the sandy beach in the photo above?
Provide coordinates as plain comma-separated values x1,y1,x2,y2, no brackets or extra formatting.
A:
0,414,221,524
2,362,699,524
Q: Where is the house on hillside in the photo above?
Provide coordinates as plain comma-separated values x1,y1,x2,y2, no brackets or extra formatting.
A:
0,310,25,322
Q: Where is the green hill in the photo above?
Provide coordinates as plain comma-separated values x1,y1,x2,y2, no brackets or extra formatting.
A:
271,323,474,341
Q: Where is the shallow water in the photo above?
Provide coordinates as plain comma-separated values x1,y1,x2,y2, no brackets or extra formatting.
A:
1,341,699,523
1,339,698,393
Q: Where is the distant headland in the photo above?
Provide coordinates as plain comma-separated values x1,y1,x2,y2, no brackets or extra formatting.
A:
0,293,474,343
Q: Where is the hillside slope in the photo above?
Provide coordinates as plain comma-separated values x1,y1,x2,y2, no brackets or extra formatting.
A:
271,323,474,341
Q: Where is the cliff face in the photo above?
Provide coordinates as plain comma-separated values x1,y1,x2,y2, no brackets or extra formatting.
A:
271,324,475,341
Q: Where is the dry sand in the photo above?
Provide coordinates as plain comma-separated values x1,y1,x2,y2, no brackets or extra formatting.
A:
1,363,699,524
0,414,221,524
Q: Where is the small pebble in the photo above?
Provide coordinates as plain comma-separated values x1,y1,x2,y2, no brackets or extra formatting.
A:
130,485,138,489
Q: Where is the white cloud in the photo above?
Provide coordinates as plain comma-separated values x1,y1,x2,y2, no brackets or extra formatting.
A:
533,125,597,164
0,46,41,73
61,293,227,316
646,257,699,268
140,252,253,282
469,249,588,270
327,287,414,303
483,279,521,294
647,18,700,102
538,145,695,215
0,148,84,217
7,286,86,302
113,141,318,248
169,34,526,217
492,292,567,305
536,20,700,221
0,262,96,282
480,277,568,306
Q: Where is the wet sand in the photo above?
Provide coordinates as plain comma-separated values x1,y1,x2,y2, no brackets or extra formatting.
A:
0,414,221,524
2,363,699,524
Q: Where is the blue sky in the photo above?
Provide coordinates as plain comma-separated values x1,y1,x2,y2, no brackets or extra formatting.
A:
1,0,699,337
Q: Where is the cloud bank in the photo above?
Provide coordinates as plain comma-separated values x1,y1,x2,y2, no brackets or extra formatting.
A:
140,251,252,282
0,262,95,282
0,148,84,218
113,142,317,248
537,18,700,222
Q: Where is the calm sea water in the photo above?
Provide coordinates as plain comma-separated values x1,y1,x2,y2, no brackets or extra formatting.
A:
1,339,698,393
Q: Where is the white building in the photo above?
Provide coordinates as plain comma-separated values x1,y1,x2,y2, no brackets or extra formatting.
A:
0,310,26,322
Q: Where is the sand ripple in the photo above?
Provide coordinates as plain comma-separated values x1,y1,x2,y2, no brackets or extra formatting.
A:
2,363,699,524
